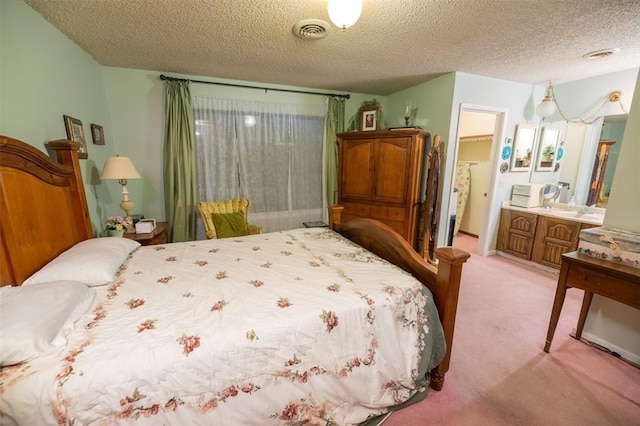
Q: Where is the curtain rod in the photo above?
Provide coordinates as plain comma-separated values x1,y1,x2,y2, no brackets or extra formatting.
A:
159,74,350,99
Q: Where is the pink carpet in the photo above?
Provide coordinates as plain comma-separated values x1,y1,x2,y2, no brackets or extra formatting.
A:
384,234,640,426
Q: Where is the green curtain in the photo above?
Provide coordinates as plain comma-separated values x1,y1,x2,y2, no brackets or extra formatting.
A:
163,80,196,242
325,97,345,206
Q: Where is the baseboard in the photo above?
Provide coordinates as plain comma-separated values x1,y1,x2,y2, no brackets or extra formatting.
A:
573,330,640,367
457,230,478,238
495,251,559,275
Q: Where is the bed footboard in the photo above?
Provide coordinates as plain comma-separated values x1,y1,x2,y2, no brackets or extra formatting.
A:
329,205,469,390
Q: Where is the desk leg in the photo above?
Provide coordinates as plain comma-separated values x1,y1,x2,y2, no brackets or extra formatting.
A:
544,263,570,353
575,291,594,341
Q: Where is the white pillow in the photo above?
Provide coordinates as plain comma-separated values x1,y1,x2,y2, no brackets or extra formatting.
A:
22,237,140,286
0,281,95,366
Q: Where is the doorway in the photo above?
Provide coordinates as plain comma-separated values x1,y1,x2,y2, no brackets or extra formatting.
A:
450,105,506,256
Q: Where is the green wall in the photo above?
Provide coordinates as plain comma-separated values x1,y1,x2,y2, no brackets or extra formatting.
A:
600,120,626,193
1,0,118,236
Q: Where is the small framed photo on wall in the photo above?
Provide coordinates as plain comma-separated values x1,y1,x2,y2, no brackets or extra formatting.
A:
91,124,105,145
63,115,89,159
360,108,377,131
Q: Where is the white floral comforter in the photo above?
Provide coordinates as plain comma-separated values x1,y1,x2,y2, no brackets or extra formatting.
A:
1,228,445,425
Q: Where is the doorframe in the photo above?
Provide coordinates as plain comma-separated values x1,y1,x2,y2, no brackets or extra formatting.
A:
447,103,508,256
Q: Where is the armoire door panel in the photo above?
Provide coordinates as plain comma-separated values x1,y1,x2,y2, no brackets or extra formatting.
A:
374,138,411,204
340,140,374,201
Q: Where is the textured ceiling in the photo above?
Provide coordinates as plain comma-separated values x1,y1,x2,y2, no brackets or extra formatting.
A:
24,0,640,95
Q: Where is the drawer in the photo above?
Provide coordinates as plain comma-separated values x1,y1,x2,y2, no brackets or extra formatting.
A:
343,202,371,217
566,264,640,308
388,207,406,221
371,206,388,220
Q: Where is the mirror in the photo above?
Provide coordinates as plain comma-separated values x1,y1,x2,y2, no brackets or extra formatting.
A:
511,124,537,172
541,183,560,208
586,140,616,206
535,126,561,171
561,115,626,206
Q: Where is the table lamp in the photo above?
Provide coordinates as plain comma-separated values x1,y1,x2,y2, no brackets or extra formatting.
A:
100,156,141,232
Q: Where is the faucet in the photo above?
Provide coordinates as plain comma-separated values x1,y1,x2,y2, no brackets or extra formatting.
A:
578,204,597,214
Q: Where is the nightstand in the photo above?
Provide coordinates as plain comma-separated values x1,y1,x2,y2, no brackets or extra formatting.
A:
124,221,168,246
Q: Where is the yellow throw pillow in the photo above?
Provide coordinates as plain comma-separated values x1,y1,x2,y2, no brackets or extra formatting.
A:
211,212,249,238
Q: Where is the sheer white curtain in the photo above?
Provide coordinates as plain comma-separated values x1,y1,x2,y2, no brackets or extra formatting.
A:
194,97,326,234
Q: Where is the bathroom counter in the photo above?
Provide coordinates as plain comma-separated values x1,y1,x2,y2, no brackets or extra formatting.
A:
501,201,605,226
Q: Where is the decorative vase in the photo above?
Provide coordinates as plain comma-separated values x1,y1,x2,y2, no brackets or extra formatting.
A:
107,229,125,237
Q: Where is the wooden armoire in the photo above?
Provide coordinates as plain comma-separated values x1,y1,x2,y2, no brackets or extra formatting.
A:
337,129,428,247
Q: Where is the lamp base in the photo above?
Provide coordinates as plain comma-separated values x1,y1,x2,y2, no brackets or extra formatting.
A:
120,199,135,233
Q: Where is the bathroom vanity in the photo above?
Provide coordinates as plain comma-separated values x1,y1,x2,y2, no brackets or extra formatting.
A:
497,203,604,269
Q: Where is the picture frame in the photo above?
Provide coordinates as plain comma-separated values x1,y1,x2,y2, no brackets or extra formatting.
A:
360,108,377,131
90,123,105,145
63,115,88,159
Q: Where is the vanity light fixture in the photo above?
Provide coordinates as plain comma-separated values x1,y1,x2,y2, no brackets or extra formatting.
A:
535,81,627,123
100,155,141,232
327,0,362,30
535,82,557,119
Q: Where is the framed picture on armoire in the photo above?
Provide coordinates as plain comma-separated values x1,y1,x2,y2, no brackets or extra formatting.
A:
360,108,377,131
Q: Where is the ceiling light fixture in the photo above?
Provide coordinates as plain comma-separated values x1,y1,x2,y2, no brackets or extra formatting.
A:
328,0,362,30
536,82,557,118
536,81,627,124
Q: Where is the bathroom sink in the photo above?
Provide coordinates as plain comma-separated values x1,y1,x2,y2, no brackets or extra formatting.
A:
545,210,604,223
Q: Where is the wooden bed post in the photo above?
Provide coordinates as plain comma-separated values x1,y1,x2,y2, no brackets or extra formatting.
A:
48,139,94,240
328,205,344,228
430,246,469,390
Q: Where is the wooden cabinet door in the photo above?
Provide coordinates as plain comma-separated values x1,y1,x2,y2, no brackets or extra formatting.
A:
497,209,538,259
532,216,582,269
340,139,374,201
373,137,412,204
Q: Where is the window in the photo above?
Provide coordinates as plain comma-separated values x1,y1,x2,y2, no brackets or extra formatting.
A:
194,97,325,233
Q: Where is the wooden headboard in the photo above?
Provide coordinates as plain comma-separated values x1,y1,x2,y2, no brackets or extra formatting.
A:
0,136,94,286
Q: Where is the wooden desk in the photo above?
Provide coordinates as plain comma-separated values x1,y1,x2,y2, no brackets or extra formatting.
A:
125,221,168,246
544,251,640,352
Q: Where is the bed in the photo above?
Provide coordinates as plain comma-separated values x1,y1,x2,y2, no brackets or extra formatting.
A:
0,135,469,425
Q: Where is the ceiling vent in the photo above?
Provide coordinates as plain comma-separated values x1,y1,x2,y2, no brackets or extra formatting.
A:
582,48,620,59
293,19,330,40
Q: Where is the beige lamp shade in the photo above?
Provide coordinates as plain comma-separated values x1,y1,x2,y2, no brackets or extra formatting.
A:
100,156,141,180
